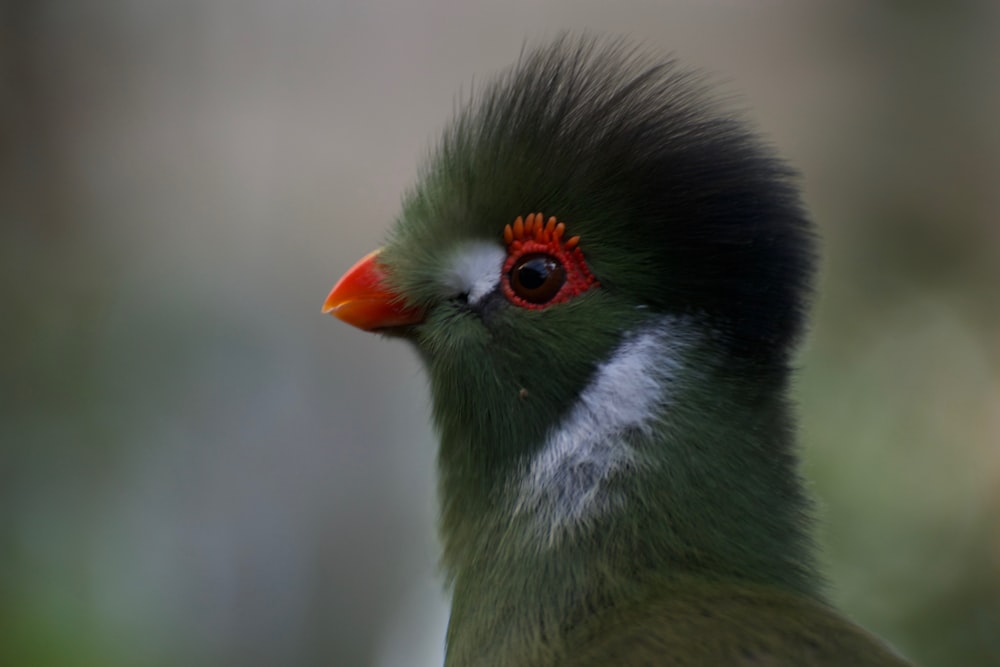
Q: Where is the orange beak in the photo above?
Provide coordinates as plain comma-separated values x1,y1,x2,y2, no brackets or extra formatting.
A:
322,249,425,331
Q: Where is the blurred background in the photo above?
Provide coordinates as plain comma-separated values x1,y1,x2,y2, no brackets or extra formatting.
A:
2,1,998,665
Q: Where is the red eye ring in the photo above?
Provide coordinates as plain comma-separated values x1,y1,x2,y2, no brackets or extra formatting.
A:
501,213,599,310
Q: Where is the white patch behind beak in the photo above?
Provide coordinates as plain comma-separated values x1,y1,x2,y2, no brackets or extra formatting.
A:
443,241,506,305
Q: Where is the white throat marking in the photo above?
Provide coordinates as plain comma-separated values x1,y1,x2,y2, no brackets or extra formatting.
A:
515,317,693,544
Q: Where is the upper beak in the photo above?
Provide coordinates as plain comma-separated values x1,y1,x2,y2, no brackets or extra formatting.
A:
322,249,425,331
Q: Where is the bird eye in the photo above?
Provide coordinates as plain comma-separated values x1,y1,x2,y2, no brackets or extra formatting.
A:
509,253,566,304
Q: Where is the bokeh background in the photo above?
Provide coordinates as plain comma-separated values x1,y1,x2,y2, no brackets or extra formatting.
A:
2,1,998,665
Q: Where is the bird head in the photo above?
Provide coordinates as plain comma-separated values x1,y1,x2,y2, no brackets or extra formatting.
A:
324,37,816,587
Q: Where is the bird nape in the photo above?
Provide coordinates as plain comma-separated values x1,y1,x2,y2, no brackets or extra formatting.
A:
323,36,914,667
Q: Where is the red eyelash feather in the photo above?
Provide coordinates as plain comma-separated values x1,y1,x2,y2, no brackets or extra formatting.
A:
501,213,599,309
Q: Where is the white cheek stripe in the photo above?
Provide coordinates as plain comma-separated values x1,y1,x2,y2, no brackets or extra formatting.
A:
514,317,692,544
443,241,506,305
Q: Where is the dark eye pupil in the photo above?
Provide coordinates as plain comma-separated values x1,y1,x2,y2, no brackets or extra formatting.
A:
518,259,549,289
509,253,566,305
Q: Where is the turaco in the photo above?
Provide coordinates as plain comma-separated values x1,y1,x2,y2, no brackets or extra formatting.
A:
323,36,913,667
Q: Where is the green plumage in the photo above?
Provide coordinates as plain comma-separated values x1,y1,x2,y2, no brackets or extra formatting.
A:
363,36,914,666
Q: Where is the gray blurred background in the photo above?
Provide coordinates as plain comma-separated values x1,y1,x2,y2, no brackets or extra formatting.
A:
2,1,998,666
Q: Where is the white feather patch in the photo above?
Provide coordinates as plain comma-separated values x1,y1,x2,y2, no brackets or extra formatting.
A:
514,317,693,545
443,241,506,305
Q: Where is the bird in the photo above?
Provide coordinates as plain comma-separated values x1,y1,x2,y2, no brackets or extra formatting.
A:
323,36,913,667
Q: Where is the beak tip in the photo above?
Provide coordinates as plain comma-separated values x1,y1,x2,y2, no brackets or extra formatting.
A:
321,295,340,315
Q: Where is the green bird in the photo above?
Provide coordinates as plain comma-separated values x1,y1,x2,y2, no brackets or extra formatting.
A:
323,37,913,667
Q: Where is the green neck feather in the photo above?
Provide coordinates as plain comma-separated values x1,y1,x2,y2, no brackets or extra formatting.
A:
429,329,820,665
